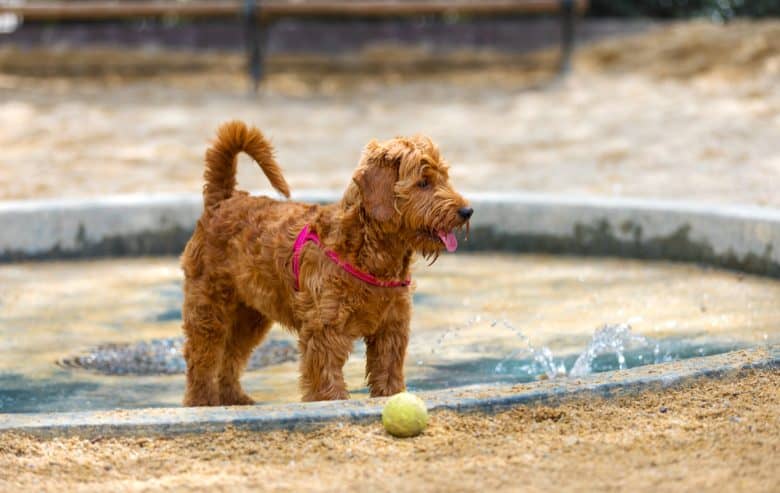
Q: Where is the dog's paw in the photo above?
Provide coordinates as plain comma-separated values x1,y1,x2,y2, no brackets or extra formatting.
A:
220,391,256,406
302,388,350,402
183,394,221,407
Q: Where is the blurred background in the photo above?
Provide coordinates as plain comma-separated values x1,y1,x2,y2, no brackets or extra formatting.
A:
0,0,777,206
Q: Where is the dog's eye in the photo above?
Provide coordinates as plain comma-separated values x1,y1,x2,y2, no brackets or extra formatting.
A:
417,179,430,189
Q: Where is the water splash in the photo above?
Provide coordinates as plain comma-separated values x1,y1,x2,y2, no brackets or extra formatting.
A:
492,318,531,374
532,346,567,379
492,319,564,379
428,315,740,386
490,319,652,379
568,324,649,378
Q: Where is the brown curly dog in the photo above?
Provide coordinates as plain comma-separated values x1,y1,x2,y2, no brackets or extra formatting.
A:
181,121,472,406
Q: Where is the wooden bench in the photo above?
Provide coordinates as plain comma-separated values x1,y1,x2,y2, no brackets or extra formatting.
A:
1,1,590,87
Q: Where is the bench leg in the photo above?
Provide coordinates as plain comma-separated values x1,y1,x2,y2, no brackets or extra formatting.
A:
559,0,576,74
245,0,266,91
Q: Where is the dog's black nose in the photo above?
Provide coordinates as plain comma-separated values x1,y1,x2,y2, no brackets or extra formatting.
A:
458,207,474,220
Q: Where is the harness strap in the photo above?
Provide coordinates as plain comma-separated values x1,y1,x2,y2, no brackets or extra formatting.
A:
292,224,411,291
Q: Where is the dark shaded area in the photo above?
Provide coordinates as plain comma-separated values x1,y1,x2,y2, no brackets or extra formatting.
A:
0,225,193,263
0,372,179,413
460,221,780,279
589,0,780,18
0,373,184,413
154,308,182,322
0,17,646,55
0,373,100,413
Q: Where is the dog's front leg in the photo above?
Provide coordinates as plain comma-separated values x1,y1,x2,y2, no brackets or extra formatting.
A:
365,314,410,398
298,325,353,402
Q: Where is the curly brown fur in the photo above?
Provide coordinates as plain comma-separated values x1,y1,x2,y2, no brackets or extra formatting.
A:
181,121,472,406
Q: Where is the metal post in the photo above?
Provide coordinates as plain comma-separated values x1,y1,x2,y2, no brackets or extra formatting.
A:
559,0,575,75
244,0,264,91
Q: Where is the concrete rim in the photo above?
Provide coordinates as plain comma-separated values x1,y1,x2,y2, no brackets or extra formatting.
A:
1,190,779,277
1,345,777,438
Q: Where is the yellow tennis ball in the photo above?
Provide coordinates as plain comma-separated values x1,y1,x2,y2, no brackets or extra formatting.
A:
381,392,428,438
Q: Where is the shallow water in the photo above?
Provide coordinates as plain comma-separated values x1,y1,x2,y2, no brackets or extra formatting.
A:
0,254,778,413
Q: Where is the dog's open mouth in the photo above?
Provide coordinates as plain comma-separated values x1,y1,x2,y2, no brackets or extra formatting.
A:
421,224,468,255
437,230,458,253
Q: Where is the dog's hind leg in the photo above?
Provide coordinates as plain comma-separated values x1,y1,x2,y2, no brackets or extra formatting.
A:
182,322,227,406
218,303,272,405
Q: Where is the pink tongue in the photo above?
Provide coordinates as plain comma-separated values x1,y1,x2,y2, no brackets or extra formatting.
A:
438,231,458,252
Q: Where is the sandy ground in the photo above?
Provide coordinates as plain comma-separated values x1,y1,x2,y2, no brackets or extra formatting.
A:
0,21,778,206
1,368,778,492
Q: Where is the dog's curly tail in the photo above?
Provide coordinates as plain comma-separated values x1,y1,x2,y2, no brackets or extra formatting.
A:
203,120,291,208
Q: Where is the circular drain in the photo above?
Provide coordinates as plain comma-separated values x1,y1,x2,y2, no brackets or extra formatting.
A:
58,338,297,376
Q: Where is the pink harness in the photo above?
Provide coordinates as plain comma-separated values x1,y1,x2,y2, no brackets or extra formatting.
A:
292,224,411,290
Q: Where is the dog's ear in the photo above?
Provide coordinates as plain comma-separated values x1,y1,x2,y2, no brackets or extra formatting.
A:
353,164,396,222
353,140,399,222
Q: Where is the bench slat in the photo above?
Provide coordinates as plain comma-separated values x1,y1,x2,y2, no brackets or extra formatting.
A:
1,1,589,21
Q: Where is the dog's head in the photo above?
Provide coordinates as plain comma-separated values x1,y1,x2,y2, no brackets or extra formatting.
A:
350,135,472,261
